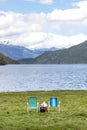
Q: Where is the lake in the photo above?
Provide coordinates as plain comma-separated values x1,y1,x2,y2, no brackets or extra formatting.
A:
0,64,87,92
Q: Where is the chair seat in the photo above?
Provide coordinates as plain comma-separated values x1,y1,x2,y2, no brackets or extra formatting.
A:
30,106,37,109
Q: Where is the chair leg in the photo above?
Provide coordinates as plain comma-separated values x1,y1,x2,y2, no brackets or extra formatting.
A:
58,102,60,113
48,106,50,112
27,103,29,112
37,107,38,112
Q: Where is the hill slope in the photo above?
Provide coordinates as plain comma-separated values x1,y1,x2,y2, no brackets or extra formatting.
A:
0,53,18,65
30,40,87,64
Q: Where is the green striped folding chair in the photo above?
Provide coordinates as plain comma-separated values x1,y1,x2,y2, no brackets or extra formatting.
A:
27,96,39,112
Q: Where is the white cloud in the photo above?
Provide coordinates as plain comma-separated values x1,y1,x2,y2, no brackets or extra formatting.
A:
39,0,53,4
0,0,87,49
47,1,87,23
25,32,87,49
25,0,54,4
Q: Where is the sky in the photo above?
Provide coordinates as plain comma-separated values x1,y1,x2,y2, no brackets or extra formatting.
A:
0,0,87,49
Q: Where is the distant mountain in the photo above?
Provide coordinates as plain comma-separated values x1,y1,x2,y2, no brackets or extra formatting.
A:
21,40,87,64
33,47,59,54
0,53,18,65
18,58,33,64
0,41,60,60
18,47,63,64
0,42,59,60
0,42,36,60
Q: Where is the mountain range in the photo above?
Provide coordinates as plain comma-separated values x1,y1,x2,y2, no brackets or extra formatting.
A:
0,41,58,60
0,40,87,64
0,42,36,60
18,40,87,64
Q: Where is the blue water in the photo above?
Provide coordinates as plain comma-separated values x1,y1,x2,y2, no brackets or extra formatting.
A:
0,64,87,92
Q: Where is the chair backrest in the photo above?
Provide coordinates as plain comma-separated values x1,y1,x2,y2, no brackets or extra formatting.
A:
28,96,37,108
50,97,58,107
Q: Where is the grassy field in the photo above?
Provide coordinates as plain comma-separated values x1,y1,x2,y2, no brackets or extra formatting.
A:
0,90,87,130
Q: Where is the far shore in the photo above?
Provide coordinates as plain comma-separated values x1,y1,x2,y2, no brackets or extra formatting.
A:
0,89,87,94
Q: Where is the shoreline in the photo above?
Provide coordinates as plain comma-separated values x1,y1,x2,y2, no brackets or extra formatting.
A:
0,89,87,94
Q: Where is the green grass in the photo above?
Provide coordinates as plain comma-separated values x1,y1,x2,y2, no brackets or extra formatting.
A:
0,90,87,130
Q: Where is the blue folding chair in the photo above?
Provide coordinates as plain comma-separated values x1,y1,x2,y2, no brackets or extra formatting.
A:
27,96,39,112
48,97,60,112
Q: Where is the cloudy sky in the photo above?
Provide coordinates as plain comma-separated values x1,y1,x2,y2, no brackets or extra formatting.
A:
0,0,87,49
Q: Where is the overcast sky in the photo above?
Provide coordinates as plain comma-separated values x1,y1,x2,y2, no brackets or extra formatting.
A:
0,0,87,49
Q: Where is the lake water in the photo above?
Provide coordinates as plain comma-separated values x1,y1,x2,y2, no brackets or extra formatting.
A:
0,64,87,92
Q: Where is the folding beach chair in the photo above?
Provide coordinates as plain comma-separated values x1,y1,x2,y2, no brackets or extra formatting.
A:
27,96,39,112
48,97,60,112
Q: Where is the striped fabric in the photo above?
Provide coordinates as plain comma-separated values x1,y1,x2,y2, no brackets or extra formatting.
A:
29,96,37,109
50,98,58,107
